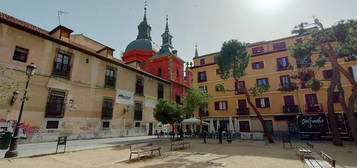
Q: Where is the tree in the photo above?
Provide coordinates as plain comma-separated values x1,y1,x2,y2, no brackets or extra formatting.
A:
154,99,183,125
182,86,209,118
290,19,357,145
216,40,274,143
154,99,183,139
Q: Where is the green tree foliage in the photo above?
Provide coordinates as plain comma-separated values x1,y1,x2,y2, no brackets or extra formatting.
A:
154,99,183,125
290,19,357,145
217,40,250,80
182,86,209,118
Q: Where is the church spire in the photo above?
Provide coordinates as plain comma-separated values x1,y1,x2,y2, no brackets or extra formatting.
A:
194,43,199,58
161,15,173,48
137,1,151,40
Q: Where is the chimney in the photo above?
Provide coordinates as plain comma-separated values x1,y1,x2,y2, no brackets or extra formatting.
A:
49,25,73,42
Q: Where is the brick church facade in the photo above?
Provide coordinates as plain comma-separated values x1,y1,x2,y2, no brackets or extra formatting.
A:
122,7,192,103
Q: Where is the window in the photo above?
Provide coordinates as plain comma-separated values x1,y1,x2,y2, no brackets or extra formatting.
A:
280,75,291,86
102,121,110,129
102,99,113,120
256,78,269,86
238,99,247,109
197,71,207,82
200,59,205,65
105,67,116,88
255,97,270,108
175,95,181,104
53,52,71,78
214,101,228,110
12,46,29,62
176,69,179,79
199,103,209,116
295,38,303,43
273,42,286,50
235,81,245,94
135,76,144,95
157,83,164,99
134,102,142,121
252,61,264,69
45,90,66,118
158,68,162,77
296,57,311,68
277,57,289,71
333,92,341,103
252,46,264,55
215,85,224,91
323,69,333,80
239,121,250,132
283,96,295,106
46,120,59,129
216,69,221,75
199,85,208,93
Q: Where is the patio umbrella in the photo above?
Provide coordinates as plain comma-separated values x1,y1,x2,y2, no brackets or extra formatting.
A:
182,117,209,125
209,118,215,133
228,117,235,132
234,118,239,132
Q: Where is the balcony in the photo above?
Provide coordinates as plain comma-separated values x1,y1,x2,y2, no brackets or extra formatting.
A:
235,88,245,95
283,105,299,113
345,55,357,62
277,64,290,71
199,111,209,117
45,102,64,118
305,104,323,113
278,83,299,92
237,108,249,115
52,62,71,78
101,107,113,120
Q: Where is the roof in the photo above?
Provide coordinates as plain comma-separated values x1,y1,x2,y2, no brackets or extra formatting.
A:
0,11,170,84
125,39,160,52
48,25,73,34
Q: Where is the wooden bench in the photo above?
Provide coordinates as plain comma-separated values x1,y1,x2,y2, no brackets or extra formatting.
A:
297,142,314,160
129,143,161,160
170,139,190,151
304,151,335,168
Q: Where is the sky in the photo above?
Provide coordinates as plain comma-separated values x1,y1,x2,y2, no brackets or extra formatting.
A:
1,0,357,62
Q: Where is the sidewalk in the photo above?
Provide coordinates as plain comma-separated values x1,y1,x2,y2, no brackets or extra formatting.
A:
0,136,157,158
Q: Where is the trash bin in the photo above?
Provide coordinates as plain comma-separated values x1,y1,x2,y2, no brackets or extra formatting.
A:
0,132,12,150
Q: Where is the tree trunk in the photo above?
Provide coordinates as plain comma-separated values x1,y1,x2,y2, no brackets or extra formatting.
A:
236,78,274,143
327,69,343,146
341,85,357,145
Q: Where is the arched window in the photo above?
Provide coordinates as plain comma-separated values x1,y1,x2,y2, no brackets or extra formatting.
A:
176,69,179,79
158,68,162,77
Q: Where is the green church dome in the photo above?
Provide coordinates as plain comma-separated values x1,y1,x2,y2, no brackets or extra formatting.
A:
125,39,160,52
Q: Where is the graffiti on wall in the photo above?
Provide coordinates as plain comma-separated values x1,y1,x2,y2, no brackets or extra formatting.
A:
0,118,40,139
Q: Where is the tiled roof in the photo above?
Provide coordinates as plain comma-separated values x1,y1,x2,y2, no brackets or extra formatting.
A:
0,11,48,34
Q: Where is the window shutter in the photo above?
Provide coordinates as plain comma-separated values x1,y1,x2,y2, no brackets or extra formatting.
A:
224,101,228,110
215,102,219,110
265,98,270,108
255,98,261,108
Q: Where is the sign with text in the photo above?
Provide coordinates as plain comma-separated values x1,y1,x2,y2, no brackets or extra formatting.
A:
116,89,134,105
145,96,157,107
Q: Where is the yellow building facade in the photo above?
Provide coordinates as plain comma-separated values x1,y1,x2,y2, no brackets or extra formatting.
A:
192,35,357,135
0,12,171,142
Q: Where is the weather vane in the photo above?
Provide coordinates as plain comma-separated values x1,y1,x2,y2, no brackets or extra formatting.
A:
57,10,68,25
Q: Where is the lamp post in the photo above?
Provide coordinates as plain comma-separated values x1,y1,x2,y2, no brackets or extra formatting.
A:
5,63,37,158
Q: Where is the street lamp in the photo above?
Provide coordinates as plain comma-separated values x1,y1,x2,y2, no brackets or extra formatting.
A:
5,63,37,158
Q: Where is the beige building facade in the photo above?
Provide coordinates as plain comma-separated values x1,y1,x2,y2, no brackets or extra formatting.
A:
0,12,171,142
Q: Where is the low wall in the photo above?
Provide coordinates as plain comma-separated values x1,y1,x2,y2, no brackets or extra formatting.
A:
18,127,147,143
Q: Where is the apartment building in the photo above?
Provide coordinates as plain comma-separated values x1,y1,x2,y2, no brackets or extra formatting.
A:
192,35,357,135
